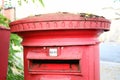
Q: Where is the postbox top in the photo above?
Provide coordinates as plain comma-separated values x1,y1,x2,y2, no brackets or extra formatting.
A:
10,12,111,32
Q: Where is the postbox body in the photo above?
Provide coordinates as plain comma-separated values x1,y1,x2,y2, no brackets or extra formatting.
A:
10,13,110,80
23,30,100,80
0,26,10,80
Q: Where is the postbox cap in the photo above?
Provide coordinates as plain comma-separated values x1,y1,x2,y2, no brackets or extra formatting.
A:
10,12,111,32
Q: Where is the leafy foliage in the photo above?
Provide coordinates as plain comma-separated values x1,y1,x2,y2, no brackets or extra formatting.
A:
7,34,23,80
0,14,10,27
18,0,45,7
0,13,23,80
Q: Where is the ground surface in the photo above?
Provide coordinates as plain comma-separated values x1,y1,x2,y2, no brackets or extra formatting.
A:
100,42,120,80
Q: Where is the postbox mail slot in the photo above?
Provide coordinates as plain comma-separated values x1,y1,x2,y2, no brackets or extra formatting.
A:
29,60,80,72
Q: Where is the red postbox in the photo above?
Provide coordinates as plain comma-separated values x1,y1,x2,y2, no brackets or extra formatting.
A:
10,13,110,80
0,26,10,80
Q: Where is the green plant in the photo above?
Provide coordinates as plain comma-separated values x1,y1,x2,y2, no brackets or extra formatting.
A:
0,14,10,27
7,33,23,80
18,0,44,6
0,13,23,80
4,0,44,8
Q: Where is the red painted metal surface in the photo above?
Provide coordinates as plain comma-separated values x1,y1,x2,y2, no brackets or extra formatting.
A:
10,12,110,80
0,26,10,80
10,13,110,32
